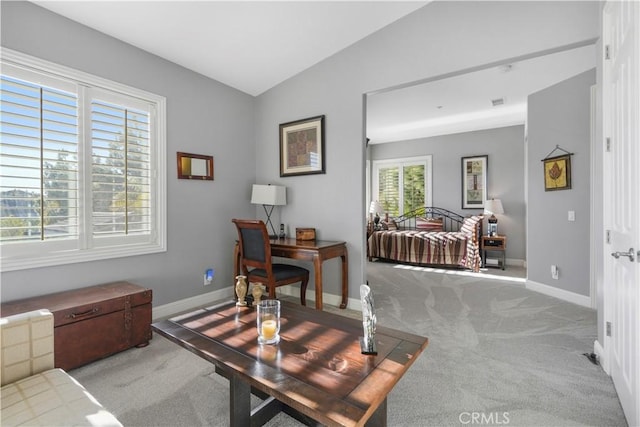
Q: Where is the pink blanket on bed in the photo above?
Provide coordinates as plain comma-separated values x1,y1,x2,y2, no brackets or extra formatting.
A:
367,229,480,272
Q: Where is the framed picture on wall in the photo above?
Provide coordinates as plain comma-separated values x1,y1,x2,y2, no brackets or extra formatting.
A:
543,154,572,191
177,152,214,180
461,155,488,209
279,115,325,177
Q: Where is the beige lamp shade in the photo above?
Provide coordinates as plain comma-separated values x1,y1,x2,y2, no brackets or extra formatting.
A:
251,185,286,206
484,199,504,215
369,200,382,215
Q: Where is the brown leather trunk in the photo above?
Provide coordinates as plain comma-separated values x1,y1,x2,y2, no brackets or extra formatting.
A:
1,281,152,371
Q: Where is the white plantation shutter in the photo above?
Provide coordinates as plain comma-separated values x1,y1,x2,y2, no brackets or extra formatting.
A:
372,156,432,217
403,164,426,213
91,99,151,238
0,74,79,242
378,165,400,216
0,49,166,271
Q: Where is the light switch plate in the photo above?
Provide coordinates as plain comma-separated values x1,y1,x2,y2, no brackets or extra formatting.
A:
568,211,575,221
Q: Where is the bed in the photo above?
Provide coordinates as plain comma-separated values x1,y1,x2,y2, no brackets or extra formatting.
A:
367,207,483,272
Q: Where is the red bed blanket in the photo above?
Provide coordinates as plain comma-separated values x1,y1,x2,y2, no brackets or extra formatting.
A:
367,229,481,272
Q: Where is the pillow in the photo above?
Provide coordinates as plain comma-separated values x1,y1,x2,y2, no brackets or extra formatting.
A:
381,219,398,231
416,217,443,232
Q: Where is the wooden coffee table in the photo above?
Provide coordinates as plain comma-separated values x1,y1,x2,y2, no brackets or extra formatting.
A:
152,300,428,427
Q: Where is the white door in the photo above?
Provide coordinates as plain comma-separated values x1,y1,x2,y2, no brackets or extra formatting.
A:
603,2,640,426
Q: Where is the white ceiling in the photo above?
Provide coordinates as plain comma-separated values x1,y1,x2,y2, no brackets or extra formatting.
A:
32,1,428,96
32,1,596,143
367,44,597,143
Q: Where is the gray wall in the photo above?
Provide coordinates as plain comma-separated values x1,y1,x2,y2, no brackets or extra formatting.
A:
370,126,526,262
0,2,255,305
255,1,598,302
527,69,596,296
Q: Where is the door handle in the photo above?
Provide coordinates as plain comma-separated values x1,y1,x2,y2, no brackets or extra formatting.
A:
611,248,636,262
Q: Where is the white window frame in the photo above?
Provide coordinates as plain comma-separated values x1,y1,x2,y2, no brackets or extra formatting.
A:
371,155,433,217
1,48,167,271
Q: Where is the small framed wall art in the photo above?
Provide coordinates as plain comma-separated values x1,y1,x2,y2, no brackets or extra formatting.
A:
177,152,214,180
541,145,573,191
279,115,325,177
461,155,488,209
542,154,572,191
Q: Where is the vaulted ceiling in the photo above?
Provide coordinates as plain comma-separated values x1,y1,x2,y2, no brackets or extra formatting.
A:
32,1,428,96
32,1,596,142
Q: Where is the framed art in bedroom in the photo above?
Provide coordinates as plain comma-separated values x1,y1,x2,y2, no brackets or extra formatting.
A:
279,115,325,177
461,155,487,209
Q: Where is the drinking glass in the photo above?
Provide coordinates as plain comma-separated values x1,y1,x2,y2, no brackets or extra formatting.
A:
257,299,280,345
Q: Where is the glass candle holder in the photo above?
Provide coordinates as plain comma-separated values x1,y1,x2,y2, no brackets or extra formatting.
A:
257,299,280,345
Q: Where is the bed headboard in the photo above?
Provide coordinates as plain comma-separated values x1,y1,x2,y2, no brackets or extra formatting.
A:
389,207,483,242
392,207,464,231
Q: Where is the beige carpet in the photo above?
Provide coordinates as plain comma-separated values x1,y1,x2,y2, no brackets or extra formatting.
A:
71,263,627,426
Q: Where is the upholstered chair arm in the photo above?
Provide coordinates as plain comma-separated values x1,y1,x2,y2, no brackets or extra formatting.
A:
1,309,55,386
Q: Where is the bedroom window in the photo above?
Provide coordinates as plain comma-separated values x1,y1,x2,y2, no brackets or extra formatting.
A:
0,49,167,271
372,156,432,217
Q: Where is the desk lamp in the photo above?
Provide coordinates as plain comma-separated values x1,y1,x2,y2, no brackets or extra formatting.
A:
251,184,286,238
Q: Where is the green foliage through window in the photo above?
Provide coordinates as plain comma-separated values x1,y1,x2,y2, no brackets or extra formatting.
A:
373,156,431,218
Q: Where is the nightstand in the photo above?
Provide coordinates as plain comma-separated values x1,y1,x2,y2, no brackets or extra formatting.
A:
481,235,506,270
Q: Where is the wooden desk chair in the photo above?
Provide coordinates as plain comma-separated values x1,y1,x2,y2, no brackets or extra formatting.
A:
232,219,310,306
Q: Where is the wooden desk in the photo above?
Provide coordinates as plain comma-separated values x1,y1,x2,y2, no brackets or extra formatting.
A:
234,238,348,310
152,300,428,427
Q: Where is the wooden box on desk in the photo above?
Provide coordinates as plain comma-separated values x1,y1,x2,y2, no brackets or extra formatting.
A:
0,281,152,371
296,228,316,240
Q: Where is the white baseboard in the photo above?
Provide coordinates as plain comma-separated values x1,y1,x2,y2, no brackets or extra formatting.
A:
152,287,235,321
277,286,362,312
593,339,610,374
526,280,592,308
506,258,526,267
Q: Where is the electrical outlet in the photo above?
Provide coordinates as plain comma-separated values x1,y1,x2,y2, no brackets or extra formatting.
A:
551,265,559,280
204,268,214,286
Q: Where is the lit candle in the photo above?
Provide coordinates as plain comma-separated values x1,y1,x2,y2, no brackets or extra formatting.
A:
261,319,277,340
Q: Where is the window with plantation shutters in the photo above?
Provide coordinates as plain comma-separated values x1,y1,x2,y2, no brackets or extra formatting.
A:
403,164,426,213
91,98,151,239
1,75,79,243
0,49,166,271
377,165,400,216
372,156,432,217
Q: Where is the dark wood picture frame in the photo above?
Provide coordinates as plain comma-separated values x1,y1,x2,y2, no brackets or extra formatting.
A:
461,155,488,209
543,154,571,191
177,152,214,180
279,115,325,177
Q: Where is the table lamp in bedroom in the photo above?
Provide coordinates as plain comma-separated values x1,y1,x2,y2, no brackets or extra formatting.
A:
484,198,504,236
369,200,382,227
